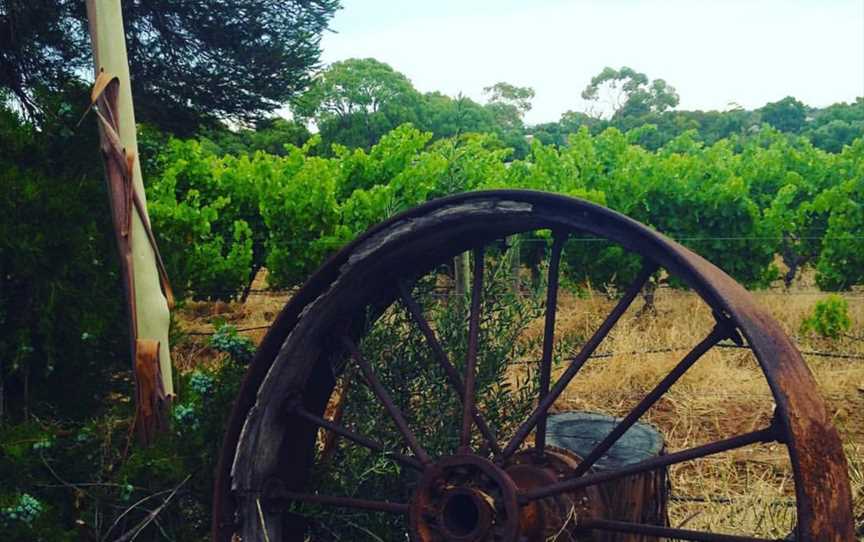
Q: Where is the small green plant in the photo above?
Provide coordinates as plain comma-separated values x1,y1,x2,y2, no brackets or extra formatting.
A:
189,370,216,396
0,493,43,526
172,403,200,431
800,294,852,339
210,323,257,363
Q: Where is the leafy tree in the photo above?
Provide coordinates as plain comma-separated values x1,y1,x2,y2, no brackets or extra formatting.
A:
684,107,757,145
483,82,535,115
296,58,421,150
808,118,863,153
581,66,679,120
0,1,88,119
199,118,311,157
736,130,833,286
147,139,283,300
482,82,534,158
416,92,497,139
560,110,598,132
758,96,807,134
334,124,434,199
1,0,339,133
805,97,864,151
261,138,345,286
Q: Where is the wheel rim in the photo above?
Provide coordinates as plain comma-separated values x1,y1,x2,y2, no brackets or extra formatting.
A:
213,190,853,541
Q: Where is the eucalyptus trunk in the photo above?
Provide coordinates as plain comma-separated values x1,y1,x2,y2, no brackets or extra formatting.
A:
86,0,173,443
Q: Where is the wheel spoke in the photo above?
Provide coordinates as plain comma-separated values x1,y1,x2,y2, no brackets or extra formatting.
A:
282,491,409,514
293,406,424,471
577,519,781,541
535,233,566,458
520,425,780,502
568,317,738,478
397,280,502,457
341,336,432,465
460,247,484,452
502,262,658,458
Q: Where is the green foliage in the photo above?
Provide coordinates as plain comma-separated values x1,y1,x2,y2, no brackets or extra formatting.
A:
417,92,497,140
296,58,422,150
759,96,807,134
145,114,864,294
292,58,532,155
808,139,864,290
304,258,542,539
2,0,340,132
1,493,43,526
198,118,311,157
0,356,246,541
805,98,864,152
148,139,270,300
800,295,852,339
262,141,344,287
210,323,257,364
581,66,679,120
0,91,128,421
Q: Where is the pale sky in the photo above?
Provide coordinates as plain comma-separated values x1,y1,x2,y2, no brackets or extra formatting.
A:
319,0,864,125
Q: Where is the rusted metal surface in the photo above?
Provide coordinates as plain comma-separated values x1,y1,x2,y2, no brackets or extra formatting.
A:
460,248,484,454
409,455,520,542
213,190,854,542
534,234,565,459
341,335,432,465
291,404,424,471
522,425,781,502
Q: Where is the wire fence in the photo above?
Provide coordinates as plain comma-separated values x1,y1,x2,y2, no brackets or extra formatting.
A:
183,321,864,365
187,285,864,299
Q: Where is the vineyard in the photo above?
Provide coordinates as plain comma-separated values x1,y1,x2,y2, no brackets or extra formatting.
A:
4,107,864,540
146,122,864,302
2,0,864,539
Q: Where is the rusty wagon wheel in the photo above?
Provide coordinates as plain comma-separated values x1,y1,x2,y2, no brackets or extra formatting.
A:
212,190,853,541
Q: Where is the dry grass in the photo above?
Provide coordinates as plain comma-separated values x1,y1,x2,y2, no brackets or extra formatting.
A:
171,270,864,538
543,287,864,538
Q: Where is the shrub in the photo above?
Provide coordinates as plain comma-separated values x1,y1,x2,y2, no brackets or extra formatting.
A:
0,89,128,421
0,356,246,541
300,255,543,539
800,295,852,339
210,323,257,364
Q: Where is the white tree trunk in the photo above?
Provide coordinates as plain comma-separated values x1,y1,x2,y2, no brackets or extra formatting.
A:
85,0,173,398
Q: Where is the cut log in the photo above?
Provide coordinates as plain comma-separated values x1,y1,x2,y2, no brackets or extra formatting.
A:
547,411,668,542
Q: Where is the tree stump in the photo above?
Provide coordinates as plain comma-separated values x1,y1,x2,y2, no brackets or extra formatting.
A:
547,412,668,542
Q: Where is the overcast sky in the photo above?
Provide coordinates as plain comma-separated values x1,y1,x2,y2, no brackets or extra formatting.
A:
319,0,864,125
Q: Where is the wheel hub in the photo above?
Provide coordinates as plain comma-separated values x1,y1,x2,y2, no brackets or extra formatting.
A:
409,450,605,541
409,455,520,542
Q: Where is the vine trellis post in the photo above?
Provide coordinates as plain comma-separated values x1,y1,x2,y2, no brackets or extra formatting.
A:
85,0,174,444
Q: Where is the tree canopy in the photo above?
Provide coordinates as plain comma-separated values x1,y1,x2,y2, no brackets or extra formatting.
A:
0,0,340,133
581,66,680,120
759,96,807,133
295,57,421,148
